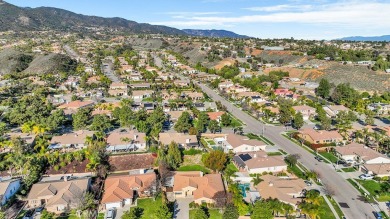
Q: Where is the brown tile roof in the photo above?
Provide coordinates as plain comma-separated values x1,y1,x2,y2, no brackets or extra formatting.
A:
234,152,286,169
27,178,90,208
50,130,95,145
299,128,343,142
58,100,94,110
106,129,146,146
207,111,226,120
173,172,225,201
101,172,156,204
363,163,390,175
256,175,306,205
108,154,156,172
335,142,387,161
158,133,197,146
226,134,266,148
292,105,315,112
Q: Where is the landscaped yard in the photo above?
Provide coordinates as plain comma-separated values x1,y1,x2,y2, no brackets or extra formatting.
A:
287,164,306,179
225,162,239,173
357,180,390,202
206,139,216,146
189,209,222,219
327,196,344,218
136,196,164,219
341,167,356,172
178,164,210,173
267,152,283,156
319,152,338,163
318,197,337,219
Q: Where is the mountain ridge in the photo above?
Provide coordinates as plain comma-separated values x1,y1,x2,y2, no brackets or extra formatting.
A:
338,35,390,42
183,29,250,38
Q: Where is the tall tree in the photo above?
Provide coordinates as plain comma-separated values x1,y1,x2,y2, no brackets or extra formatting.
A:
90,115,112,132
122,207,144,219
174,111,192,133
203,150,227,172
251,200,274,219
316,78,331,98
196,112,210,133
221,113,232,127
191,208,208,219
223,203,239,219
72,108,91,130
154,202,172,219
208,120,220,134
166,142,183,169
292,112,304,130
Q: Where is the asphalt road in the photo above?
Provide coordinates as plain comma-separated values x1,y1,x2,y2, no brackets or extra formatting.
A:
197,82,377,219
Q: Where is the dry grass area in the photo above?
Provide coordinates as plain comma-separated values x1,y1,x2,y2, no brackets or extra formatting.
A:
182,154,203,166
214,58,236,70
108,153,157,172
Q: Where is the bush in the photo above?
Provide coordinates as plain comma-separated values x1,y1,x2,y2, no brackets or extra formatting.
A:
183,148,203,155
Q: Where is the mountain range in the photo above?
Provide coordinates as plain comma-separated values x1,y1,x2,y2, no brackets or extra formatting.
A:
339,35,390,42
0,0,248,38
183,29,249,38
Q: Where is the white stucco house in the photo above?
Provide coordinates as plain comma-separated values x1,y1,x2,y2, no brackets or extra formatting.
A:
0,179,21,206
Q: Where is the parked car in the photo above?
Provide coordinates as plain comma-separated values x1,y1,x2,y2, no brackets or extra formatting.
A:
106,208,116,219
314,156,323,162
22,210,34,219
373,211,383,219
304,180,313,186
359,174,374,180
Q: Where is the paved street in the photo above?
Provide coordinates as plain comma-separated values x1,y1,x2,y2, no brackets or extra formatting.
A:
174,198,193,219
102,58,120,82
197,82,377,219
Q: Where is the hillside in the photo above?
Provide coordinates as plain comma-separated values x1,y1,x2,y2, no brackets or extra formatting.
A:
182,29,249,38
339,35,390,42
0,1,185,35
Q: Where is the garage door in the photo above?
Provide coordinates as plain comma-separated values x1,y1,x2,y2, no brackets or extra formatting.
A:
106,202,121,209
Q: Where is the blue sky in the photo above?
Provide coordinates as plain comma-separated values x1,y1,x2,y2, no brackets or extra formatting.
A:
6,0,390,39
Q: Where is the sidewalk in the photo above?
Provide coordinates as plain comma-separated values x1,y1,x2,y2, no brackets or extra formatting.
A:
322,195,341,219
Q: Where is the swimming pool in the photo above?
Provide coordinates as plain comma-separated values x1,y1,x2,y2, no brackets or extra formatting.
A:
238,183,250,197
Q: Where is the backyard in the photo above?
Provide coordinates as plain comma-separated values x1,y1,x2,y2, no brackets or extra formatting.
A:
189,209,222,219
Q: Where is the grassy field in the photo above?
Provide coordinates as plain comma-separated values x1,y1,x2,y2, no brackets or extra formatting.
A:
267,152,283,156
347,179,375,203
137,196,164,219
319,152,338,163
327,196,344,218
357,179,390,202
189,209,222,219
178,164,210,173
341,167,356,172
287,164,306,179
225,162,239,173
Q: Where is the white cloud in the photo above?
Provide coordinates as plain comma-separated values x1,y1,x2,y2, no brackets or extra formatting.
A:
152,1,390,29
243,4,313,12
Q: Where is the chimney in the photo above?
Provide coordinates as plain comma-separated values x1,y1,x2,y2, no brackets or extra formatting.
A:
186,138,190,144
253,153,257,158
269,182,273,187
134,134,138,140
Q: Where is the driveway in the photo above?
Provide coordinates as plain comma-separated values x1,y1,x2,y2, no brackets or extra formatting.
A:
174,198,193,219
197,82,377,219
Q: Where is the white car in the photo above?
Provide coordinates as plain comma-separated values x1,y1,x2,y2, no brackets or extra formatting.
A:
359,174,374,180
105,208,116,219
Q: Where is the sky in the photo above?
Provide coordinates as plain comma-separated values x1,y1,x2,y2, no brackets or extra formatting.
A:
6,0,390,40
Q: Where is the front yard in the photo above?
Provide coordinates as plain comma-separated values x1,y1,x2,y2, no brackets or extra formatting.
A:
319,152,338,163
136,196,164,219
356,180,390,202
318,197,337,219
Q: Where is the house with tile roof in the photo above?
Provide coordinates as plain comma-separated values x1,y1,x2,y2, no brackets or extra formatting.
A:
101,172,157,209
26,177,91,214
207,111,226,122
297,128,343,145
169,171,226,205
213,134,267,153
159,133,198,148
292,105,316,120
49,130,95,150
106,129,146,152
256,175,306,207
233,152,287,174
323,105,349,118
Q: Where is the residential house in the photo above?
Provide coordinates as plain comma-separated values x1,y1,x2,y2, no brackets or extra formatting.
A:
169,171,226,205
159,133,198,148
233,152,287,174
184,92,204,101
110,82,128,90
131,83,151,89
27,177,91,214
292,105,316,120
274,88,294,97
323,105,349,118
236,92,265,103
0,179,21,206
131,90,154,101
58,100,95,116
106,129,146,152
213,134,267,153
218,81,234,91
297,128,343,145
101,172,157,209
49,130,95,150
167,111,192,122
256,175,306,207
226,85,250,94
207,111,226,122
174,80,190,87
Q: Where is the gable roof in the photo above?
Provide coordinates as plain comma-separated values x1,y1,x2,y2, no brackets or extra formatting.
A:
335,142,388,162
299,128,343,142
173,172,225,201
159,133,197,145
234,152,286,170
58,100,94,110
207,111,226,120
226,134,267,148
101,173,156,204
106,129,146,146
50,130,94,145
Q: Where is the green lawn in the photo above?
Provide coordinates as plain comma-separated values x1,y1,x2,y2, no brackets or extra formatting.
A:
356,180,390,202
347,179,375,203
327,196,344,218
341,167,356,172
97,213,104,219
189,209,222,219
267,152,283,156
206,139,216,146
178,165,210,173
225,162,239,173
287,165,306,179
136,196,164,219
318,197,337,219
319,152,338,163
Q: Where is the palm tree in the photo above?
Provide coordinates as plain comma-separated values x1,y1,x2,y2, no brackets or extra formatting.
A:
251,175,264,186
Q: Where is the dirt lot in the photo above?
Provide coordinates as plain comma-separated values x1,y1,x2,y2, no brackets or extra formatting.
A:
108,153,157,172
